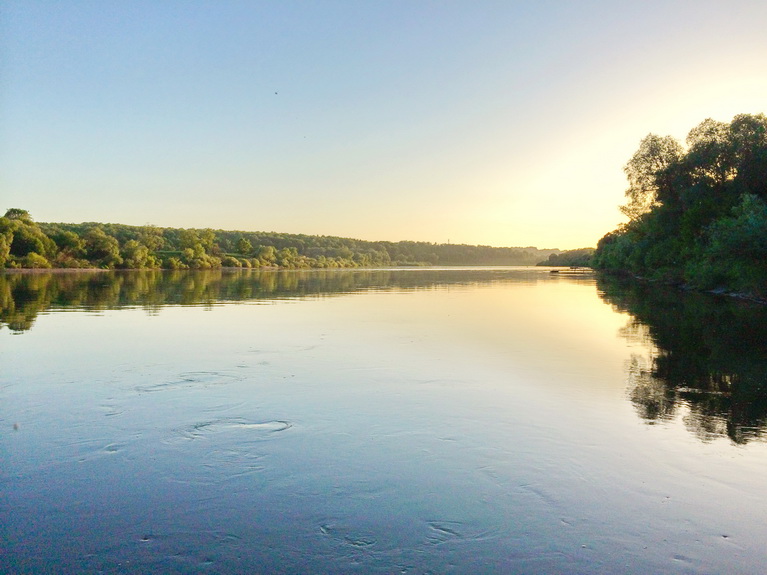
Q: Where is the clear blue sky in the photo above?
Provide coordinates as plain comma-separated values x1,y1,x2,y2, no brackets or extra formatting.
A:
3,1,766,248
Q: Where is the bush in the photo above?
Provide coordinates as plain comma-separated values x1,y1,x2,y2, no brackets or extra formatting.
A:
687,194,767,295
165,257,188,270
22,252,52,268
221,255,242,267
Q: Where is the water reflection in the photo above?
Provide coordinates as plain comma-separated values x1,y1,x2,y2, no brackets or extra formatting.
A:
5,268,766,445
597,273,767,444
0,267,580,333
5,268,767,573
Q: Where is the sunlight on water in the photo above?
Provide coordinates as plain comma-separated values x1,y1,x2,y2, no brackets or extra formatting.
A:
2,269,767,574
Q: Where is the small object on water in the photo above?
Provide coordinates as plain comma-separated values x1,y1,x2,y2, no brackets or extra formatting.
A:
13,423,19,431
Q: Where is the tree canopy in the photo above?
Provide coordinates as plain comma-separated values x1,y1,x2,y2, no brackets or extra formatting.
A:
593,113,767,297
536,247,594,267
0,208,560,270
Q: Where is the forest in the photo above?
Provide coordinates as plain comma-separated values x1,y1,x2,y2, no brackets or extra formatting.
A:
593,113,767,298
536,247,594,267
0,209,559,270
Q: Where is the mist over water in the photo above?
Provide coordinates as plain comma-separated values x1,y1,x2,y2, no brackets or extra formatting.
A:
2,268,767,574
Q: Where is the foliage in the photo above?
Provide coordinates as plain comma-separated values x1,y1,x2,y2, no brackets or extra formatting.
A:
0,209,57,268
4,208,33,222
685,194,767,295
621,134,684,219
594,114,767,297
22,252,52,269
0,221,12,267
1,210,561,270
121,239,161,269
537,248,594,267
83,227,123,268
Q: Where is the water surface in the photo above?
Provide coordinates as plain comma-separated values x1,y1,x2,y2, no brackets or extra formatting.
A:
2,268,766,573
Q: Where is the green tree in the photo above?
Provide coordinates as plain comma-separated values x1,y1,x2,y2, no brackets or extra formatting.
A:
139,226,165,251
8,223,48,258
0,210,56,266
684,118,735,189
686,194,767,294
3,208,32,222
22,252,52,269
84,227,123,268
538,248,594,267
49,229,88,268
256,245,277,265
236,237,253,255
621,134,684,220
179,229,201,250
221,255,242,267
53,230,86,257
121,240,159,269
277,247,299,268
0,231,10,267
199,229,217,253
595,113,767,297
0,218,15,267
729,113,767,198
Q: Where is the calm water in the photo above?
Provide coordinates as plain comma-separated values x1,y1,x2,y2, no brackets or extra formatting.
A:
2,268,767,574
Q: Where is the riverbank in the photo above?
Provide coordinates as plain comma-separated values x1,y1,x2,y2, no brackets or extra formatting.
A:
603,269,767,306
0,267,111,274
0,265,287,274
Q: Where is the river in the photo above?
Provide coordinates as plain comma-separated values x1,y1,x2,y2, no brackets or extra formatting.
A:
2,268,766,574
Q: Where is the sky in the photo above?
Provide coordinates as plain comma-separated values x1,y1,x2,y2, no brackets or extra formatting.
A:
2,1,767,249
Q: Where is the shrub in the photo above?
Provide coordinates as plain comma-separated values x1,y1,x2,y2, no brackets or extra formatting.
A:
22,252,52,268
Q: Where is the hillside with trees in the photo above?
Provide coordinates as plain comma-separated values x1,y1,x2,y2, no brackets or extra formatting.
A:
0,209,559,270
593,113,767,298
537,247,594,267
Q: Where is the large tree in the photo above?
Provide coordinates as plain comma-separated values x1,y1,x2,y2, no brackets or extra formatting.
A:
595,113,767,295
621,134,684,220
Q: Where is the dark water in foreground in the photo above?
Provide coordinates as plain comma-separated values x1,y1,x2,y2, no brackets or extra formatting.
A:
2,268,767,574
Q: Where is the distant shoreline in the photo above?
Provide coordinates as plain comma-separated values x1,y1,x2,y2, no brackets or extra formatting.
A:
0,267,111,274
1,264,560,276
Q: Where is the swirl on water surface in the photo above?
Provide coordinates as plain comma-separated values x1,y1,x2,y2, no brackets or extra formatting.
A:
135,371,244,393
176,418,292,441
319,523,377,549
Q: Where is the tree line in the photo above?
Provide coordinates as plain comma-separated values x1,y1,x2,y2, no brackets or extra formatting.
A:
593,113,767,298
537,247,594,267
0,209,559,270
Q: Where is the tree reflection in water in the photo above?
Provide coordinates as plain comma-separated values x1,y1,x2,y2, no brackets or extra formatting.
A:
597,273,767,444
5,269,766,444
0,267,545,333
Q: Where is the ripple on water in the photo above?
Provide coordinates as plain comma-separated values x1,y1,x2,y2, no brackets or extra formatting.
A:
135,371,244,393
174,418,292,441
319,523,377,549
74,441,129,463
424,519,502,547
424,521,465,546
